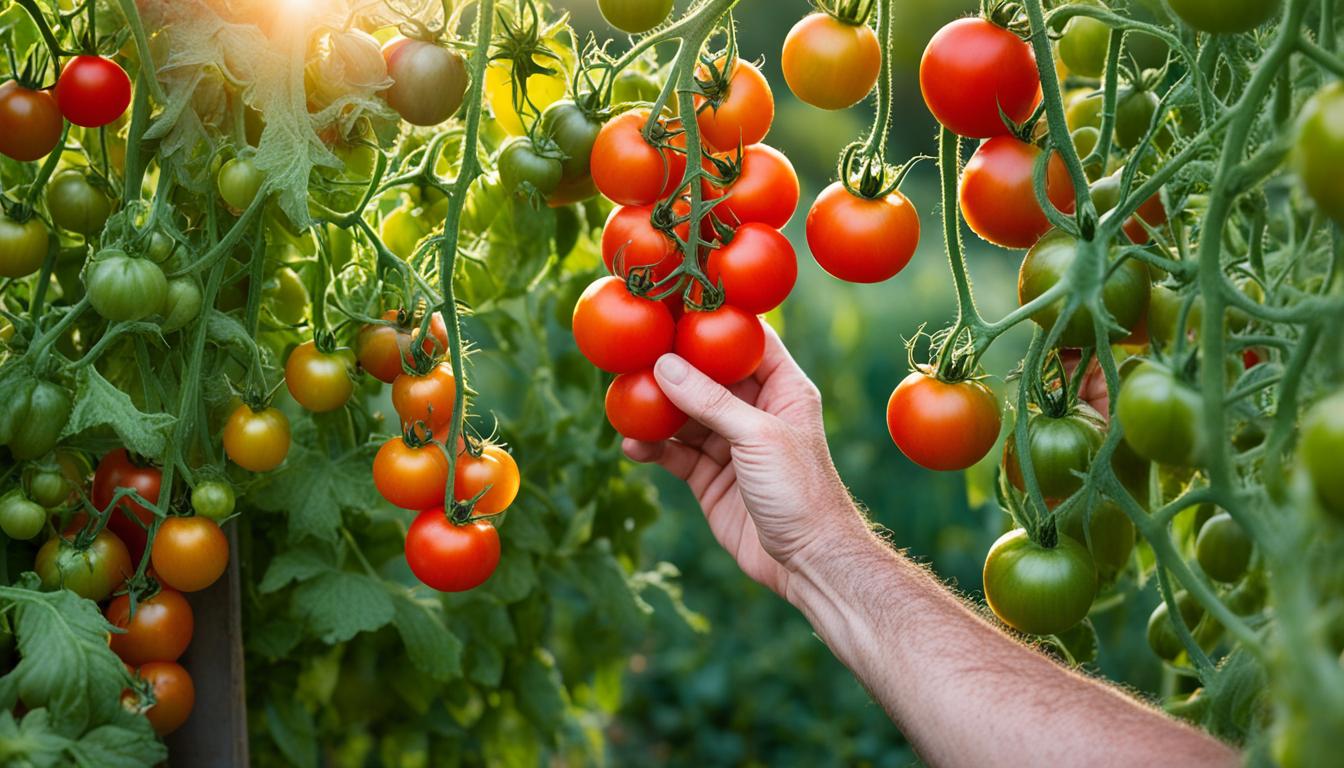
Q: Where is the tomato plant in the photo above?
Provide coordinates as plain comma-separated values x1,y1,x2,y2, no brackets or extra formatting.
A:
0,212,50,278
694,58,774,150
382,37,468,126
807,181,919,283
85,248,170,323
887,368,1001,472
106,588,194,666
706,143,800,229
674,305,765,385
919,17,1039,138
131,661,195,736
284,340,355,413
373,436,450,510
1003,405,1106,500
591,110,686,206
45,170,112,236
35,530,132,602
705,223,797,315
453,444,520,515
151,516,229,593
392,362,457,431
959,137,1074,249
1017,232,1150,348
221,404,291,472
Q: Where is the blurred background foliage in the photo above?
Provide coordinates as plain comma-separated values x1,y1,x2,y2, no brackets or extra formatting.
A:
544,1,1167,765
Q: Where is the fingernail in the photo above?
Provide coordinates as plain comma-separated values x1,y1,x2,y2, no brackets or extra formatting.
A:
656,355,688,385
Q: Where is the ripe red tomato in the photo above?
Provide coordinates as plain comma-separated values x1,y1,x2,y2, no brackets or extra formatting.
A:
781,13,881,111
392,362,458,431
705,223,797,314
591,110,687,206
0,81,64,162
694,58,774,150
572,276,676,373
54,55,132,128
454,445,520,515
606,369,687,442
806,182,919,283
151,516,229,593
106,588,194,666
284,340,355,413
132,661,195,736
706,144,799,229
886,367,1001,471
1124,191,1168,244
373,437,449,510
674,306,765,385
601,205,679,280
92,449,162,563
404,513,500,592
920,18,1040,138
222,404,291,472
356,309,450,383
959,137,1075,249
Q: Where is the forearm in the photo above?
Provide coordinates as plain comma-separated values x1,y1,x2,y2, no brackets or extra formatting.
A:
786,514,1240,768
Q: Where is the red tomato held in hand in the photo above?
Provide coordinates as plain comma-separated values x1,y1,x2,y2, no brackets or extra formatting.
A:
606,369,688,441
454,445,520,515
572,276,676,373
806,182,920,283
106,588,194,666
887,367,1002,471
405,513,500,592
694,58,774,150
373,437,450,510
151,516,229,593
132,661,195,736
602,205,679,280
705,223,797,314
920,18,1040,138
781,13,882,111
706,144,800,229
591,110,687,206
392,362,458,431
0,81,64,162
674,306,765,385
55,55,132,128
959,136,1075,249
92,449,163,564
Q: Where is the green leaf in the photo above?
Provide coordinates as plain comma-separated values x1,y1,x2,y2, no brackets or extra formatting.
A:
291,570,395,644
485,545,537,604
264,695,318,768
60,366,176,459
391,593,463,683
0,586,127,734
0,709,71,768
248,444,380,543
204,310,255,351
67,717,167,768
259,544,335,593
511,650,569,740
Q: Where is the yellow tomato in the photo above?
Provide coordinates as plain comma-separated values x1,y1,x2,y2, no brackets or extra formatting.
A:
485,39,574,136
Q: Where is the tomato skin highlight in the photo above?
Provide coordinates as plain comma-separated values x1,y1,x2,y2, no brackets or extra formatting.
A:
285,341,355,413
0,81,64,162
674,306,765,385
222,405,291,472
572,276,676,374
983,529,1097,636
92,449,163,563
606,369,688,442
404,513,500,592
106,588,194,665
591,110,686,206
959,137,1075,250
707,144,800,229
694,58,774,150
373,438,450,510
919,18,1040,138
806,182,919,284
55,55,131,128
781,13,881,111
886,368,1001,471
133,661,195,736
152,516,229,593
705,223,797,315
454,445,520,516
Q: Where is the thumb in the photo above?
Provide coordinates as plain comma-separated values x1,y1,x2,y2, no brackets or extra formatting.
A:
654,354,769,443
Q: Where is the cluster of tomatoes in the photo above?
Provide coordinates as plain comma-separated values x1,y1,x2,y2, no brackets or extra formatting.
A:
0,54,131,163
568,52,805,442
353,309,520,593
3,448,235,737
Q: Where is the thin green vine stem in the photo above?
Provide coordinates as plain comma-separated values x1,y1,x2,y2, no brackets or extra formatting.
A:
436,0,497,512
858,0,893,159
1022,0,1094,227
935,127,983,345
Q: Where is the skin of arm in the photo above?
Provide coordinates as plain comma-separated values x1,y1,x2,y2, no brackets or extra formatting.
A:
623,325,1239,768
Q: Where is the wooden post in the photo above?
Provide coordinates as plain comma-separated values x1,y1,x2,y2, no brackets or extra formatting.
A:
165,527,248,765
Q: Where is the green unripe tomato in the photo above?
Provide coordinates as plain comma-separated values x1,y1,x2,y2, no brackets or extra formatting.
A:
1146,591,1204,662
217,157,266,212
1061,500,1136,577
1195,512,1253,583
191,480,236,522
1168,0,1279,35
1301,390,1344,517
46,170,113,236
983,529,1097,636
85,248,169,322
0,491,46,540
1116,362,1205,467
1296,82,1344,224
598,0,674,34
1058,2,1109,79
160,277,203,333
26,468,70,508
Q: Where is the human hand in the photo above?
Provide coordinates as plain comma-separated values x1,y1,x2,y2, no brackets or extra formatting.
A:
622,324,865,597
